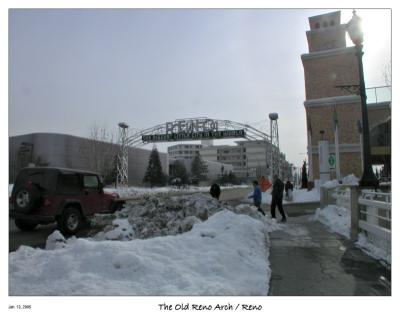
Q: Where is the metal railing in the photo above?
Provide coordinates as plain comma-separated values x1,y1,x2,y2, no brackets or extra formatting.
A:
366,85,391,105
320,185,391,248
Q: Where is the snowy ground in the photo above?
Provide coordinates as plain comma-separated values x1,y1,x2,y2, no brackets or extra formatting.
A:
9,193,282,296
311,204,391,264
104,184,249,200
242,188,320,205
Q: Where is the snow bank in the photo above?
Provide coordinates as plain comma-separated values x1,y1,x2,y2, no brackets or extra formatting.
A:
321,180,340,189
92,193,280,241
248,188,320,205
342,174,359,186
104,184,249,200
9,210,271,296
311,205,350,238
92,193,223,240
355,233,391,265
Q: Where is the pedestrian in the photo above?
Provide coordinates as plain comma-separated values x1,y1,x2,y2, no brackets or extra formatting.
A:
248,180,265,216
209,183,221,200
271,175,286,222
285,180,294,201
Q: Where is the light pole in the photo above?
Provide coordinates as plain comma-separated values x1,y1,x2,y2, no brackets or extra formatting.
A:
346,10,378,188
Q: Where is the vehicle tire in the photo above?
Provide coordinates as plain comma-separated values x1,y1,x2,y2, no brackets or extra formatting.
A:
14,186,41,213
57,206,82,235
14,219,38,231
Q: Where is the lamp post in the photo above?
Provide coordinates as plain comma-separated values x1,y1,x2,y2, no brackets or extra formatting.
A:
347,10,378,188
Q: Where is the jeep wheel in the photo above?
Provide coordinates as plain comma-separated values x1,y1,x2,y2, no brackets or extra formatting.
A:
58,207,82,235
14,186,41,213
15,219,38,231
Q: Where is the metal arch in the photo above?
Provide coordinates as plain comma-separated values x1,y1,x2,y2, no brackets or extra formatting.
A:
125,118,271,147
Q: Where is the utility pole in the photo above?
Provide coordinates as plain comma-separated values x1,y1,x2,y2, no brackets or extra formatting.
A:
116,122,129,187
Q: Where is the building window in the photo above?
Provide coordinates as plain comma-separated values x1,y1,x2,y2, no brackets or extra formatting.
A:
323,21,328,28
330,20,335,26
315,22,320,29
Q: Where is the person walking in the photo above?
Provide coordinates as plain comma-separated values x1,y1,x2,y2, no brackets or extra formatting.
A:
248,180,265,216
209,183,221,200
285,180,294,201
271,175,287,222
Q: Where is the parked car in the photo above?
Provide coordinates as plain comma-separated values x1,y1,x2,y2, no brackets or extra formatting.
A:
9,167,124,235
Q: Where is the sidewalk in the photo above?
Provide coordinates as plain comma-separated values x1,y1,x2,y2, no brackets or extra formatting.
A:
268,211,391,296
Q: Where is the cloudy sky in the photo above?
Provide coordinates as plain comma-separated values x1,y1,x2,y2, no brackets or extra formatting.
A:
8,8,391,166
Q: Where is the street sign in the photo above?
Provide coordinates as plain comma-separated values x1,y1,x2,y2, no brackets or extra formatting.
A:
328,153,336,169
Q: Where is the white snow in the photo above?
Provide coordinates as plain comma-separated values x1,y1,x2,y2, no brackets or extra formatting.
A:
355,233,391,265
9,210,272,296
342,174,359,186
104,184,248,200
245,188,320,205
45,230,68,250
104,219,135,241
321,179,340,189
9,184,13,196
311,205,391,264
311,205,350,238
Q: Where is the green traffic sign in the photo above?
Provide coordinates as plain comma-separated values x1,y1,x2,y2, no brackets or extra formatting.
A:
328,154,335,166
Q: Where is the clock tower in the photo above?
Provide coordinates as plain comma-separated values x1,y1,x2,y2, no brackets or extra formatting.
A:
302,11,362,183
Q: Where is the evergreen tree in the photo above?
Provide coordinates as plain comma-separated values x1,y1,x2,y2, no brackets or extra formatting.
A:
169,160,189,185
190,153,208,185
143,147,166,187
301,160,308,189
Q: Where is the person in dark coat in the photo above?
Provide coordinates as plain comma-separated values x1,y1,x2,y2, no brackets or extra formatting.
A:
210,183,221,200
248,180,265,216
271,175,287,222
285,180,294,199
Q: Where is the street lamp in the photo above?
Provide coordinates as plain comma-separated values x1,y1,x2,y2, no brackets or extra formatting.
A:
346,10,378,188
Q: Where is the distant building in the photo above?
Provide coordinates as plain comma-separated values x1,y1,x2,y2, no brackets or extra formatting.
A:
199,140,292,180
168,158,233,182
9,133,168,185
167,143,202,160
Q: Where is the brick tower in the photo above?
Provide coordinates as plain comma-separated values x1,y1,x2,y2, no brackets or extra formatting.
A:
302,11,362,183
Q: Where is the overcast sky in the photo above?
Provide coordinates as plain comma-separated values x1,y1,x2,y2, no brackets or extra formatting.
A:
9,9,391,167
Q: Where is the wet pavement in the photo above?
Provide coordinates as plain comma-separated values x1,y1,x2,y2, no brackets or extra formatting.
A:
268,212,391,296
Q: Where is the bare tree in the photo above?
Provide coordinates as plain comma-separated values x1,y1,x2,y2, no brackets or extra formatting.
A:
383,60,391,89
80,124,119,183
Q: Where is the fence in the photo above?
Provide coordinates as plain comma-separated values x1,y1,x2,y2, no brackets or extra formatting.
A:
320,185,391,251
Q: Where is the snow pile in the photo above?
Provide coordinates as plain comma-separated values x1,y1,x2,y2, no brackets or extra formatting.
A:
102,219,135,241
321,179,340,189
92,193,280,241
45,230,68,250
9,210,271,296
342,174,359,186
311,205,350,238
355,233,391,265
9,184,14,196
105,185,249,200
92,193,223,240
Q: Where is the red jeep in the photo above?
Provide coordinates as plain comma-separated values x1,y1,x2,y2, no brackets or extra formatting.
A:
9,167,124,235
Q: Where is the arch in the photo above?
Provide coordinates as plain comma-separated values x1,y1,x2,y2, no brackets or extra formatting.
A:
125,117,270,147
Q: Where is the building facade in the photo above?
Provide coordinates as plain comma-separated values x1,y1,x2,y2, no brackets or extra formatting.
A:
167,144,202,160
199,140,292,181
9,133,168,185
302,11,362,182
302,11,391,182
